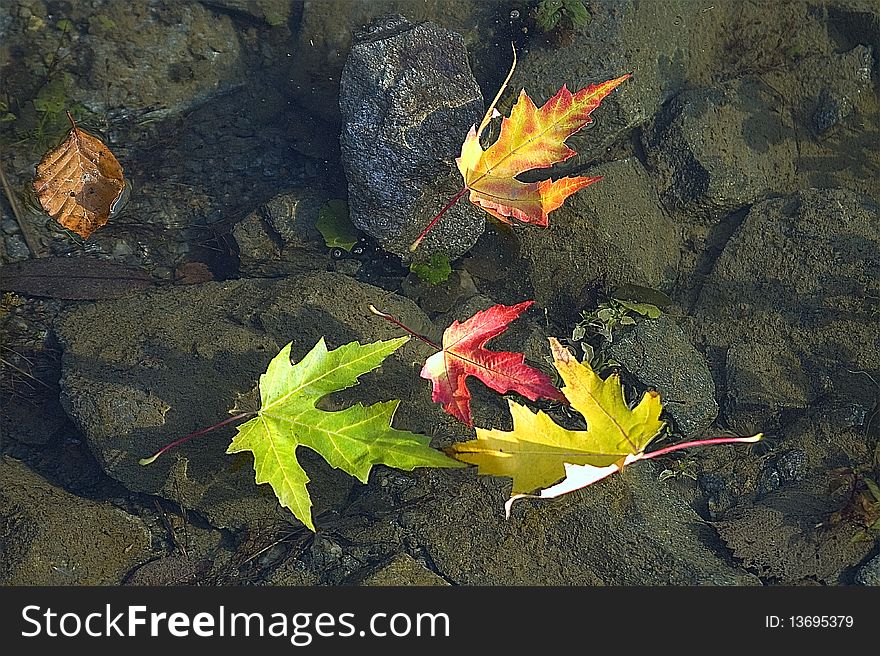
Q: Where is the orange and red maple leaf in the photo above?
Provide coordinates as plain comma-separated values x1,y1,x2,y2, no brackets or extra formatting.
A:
457,77,630,228
411,48,630,250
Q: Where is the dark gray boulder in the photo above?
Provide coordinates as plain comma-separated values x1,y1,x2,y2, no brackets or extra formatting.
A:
643,77,798,217
55,272,465,530
856,554,880,585
232,189,332,278
520,157,680,320
694,189,880,426
607,315,718,438
339,16,485,258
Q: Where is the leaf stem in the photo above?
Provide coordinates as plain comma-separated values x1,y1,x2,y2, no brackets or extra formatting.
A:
369,305,441,350
0,151,42,257
641,433,764,462
139,411,256,465
409,186,469,252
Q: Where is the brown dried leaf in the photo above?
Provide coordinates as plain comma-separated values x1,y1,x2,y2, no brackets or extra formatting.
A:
33,113,125,239
0,257,155,299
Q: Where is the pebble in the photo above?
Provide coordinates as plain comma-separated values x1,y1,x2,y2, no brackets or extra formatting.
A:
812,88,852,134
111,241,134,257
776,450,808,483
855,554,880,585
4,234,31,260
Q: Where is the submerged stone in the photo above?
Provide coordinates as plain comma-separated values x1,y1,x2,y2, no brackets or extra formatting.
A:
339,16,485,258
0,456,153,585
55,272,463,530
607,315,718,438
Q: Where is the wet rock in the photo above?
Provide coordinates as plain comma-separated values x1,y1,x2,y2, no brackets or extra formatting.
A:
200,0,296,27
606,315,718,437
285,456,758,584
266,563,320,586
643,77,797,217
391,464,757,585
694,189,880,425
521,157,680,321
771,45,874,136
82,1,242,116
232,189,331,277
776,450,809,483
0,456,153,585
724,339,814,435
0,0,242,119
754,449,810,497
458,224,535,310
698,473,738,518
356,553,448,586
813,87,854,135
288,0,484,128
713,480,873,584
3,234,30,261
767,410,873,493
510,0,733,167
855,554,880,585
123,554,213,585
339,16,485,258
401,269,478,315
762,45,879,201
55,272,471,530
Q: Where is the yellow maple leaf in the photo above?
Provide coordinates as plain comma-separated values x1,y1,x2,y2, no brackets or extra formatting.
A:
449,337,762,516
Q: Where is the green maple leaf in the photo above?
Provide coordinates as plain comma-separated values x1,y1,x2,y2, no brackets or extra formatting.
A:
227,336,463,530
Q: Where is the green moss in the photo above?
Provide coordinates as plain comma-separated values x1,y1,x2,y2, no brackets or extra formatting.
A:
12,71,89,148
264,10,286,28
571,298,661,344
409,254,452,285
33,75,70,115
316,200,359,251
0,100,16,124
534,0,591,33
88,14,118,35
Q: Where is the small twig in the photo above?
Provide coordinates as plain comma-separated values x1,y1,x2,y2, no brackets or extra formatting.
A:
240,529,304,566
154,500,183,554
0,356,52,390
0,150,42,257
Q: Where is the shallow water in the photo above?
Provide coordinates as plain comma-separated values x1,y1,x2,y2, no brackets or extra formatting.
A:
0,0,878,587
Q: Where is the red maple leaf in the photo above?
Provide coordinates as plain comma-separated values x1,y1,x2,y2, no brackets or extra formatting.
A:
420,301,565,426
